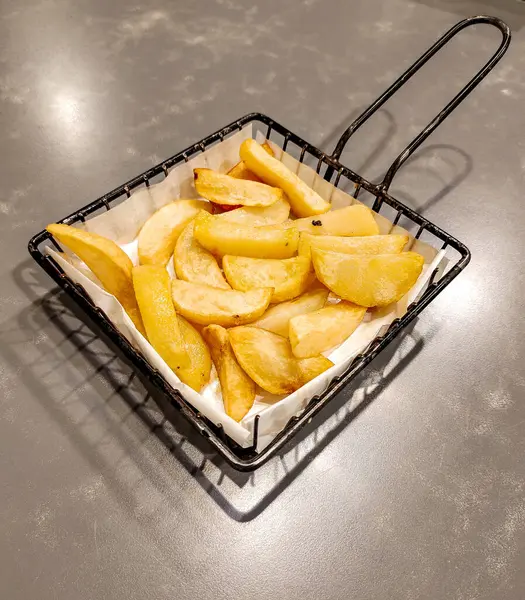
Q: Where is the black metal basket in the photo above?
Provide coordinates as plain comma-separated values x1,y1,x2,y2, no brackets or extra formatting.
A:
28,16,510,471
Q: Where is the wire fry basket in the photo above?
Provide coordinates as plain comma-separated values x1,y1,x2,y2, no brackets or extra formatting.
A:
28,16,510,471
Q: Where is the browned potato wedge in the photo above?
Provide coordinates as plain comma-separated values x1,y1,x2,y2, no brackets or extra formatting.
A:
312,249,425,307
223,256,311,303
289,301,366,358
132,265,190,369
227,142,274,182
281,205,380,236
239,139,331,217
229,327,302,395
297,355,334,384
194,168,284,207
298,233,409,261
202,325,256,422
171,280,272,326
251,288,329,336
177,316,212,392
47,223,145,334
193,211,299,259
217,197,290,226
138,200,211,266
173,219,230,289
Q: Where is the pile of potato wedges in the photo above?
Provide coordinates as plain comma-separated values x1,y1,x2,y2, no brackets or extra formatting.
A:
47,139,424,422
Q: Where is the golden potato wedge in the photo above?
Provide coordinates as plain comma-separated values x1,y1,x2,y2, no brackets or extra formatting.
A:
194,168,284,208
47,223,145,334
312,249,425,307
289,301,367,358
193,211,299,259
227,141,274,182
177,316,212,392
298,233,409,261
173,220,230,289
297,355,334,384
202,325,256,422
132,266,190,369
171,280,272,326
223,255,311,303
138,199,211,266
217,197,290,226
239,139,331,218
229,327,302,395
281,205,380,236
251,287,329,336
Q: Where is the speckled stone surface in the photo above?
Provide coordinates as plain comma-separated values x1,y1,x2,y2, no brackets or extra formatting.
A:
1,1,525,598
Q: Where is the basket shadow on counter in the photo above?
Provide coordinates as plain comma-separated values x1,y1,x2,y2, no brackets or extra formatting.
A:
388,143,473,216
10,117,472,521
7,262,429,523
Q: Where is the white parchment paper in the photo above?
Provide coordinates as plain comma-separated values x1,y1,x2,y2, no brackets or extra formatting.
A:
45,125,446,451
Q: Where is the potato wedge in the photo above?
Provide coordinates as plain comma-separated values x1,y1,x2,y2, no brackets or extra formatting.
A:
251,288,329,336
239,139,331,217
47,223,145,334
229,327,302,395
289,301,367,358
194,168,284,208
217,197,290,226
193,211,299,259
299,233,409,261
138,199,211,266
174,219,230,289
171,280,272,326
132,266,190,369
223,255,311,303
177,316,212,392
202,325,256,422
281,205,380,236
227,141,274,182
297,355,334,384
312,249,425,307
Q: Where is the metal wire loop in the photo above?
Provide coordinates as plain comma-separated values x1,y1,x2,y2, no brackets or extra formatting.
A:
328,15,511,190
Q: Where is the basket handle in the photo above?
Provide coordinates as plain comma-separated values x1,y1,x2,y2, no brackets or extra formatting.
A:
329,15,511,191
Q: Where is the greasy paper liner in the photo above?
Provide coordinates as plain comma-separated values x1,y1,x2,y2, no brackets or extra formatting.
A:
45,126,446,451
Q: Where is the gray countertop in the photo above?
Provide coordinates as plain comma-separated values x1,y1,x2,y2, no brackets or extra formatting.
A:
1,0,525,598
